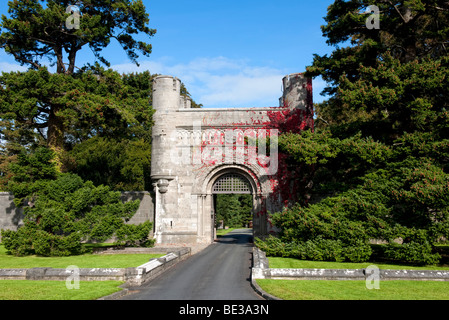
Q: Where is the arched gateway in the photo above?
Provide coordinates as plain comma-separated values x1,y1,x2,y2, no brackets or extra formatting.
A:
151,73,313,244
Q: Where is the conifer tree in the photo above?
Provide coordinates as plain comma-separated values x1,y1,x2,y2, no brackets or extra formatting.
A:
0,0,156,168
261,1,449,264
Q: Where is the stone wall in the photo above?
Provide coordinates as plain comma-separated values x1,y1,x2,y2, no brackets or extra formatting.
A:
120,191,155,226
0,191,154,239
251,247,449,281
0,192,24,233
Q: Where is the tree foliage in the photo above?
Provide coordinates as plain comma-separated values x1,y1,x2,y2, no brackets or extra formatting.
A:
0,67,155,182
215,194,252,228
0,0,156,163
2,148,153,256
259,0,449,265
68,136,152,191
0,0,156,73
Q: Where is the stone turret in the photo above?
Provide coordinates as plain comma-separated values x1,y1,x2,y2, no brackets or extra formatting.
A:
151,75,182,179
152,75,192,110
152,75,181,111
279,72,309,110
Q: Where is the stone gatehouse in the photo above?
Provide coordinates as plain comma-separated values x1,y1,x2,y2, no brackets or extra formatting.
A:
150,73,313,244
0,72,313,245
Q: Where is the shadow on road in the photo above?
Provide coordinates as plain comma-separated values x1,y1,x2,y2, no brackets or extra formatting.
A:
215,228,254,245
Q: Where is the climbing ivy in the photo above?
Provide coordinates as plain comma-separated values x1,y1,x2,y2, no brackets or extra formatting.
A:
1,149,153,256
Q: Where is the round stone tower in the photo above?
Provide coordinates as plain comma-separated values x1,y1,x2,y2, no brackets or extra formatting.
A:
152,75,182,111
280,72,309,110
151,75,182,179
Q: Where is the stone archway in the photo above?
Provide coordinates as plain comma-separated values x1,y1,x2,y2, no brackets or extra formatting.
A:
202,166,267,242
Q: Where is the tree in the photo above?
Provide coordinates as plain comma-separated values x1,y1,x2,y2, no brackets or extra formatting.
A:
0,0,156,164
68,136,152,191
307,0,449,130
0,0,155,74
0,66,155,171
259,0,449,265
272,129,448,264
215,194,252,228
2,148,153,256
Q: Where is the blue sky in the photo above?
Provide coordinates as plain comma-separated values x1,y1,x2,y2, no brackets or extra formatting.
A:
0,1,336,108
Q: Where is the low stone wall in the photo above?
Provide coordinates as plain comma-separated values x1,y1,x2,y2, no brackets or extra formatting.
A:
251,247,449,281
257,267,449,281
0,267,131,281
251,247,281,300
0,247,191,286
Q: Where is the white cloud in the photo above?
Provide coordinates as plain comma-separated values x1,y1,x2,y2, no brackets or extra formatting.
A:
0,57,326,108
0,62,27,73
111,56,287,108
199,73,283,107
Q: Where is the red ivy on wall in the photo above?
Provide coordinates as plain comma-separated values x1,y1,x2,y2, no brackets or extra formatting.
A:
265,76,314,207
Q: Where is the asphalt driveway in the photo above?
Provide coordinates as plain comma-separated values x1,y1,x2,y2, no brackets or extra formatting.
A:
120,228,262,300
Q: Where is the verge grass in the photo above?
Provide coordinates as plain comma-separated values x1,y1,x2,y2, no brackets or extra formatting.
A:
0,280,124,300
216,228,237,237
0,244,163,268
0,244,164,300
267,257,449,270
256,279,449,300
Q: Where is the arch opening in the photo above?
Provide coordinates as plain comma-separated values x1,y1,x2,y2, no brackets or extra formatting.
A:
208,170,258,242
212,173,251,194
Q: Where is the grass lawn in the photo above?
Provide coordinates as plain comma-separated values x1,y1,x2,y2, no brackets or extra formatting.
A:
258,256,449,300
256,279,449,300
0,244,164,300
216,228,237,237
0,280,124,300
267,257,449,270
0,244,163,268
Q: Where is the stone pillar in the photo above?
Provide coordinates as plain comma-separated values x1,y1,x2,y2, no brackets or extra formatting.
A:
152,178,173,244
204,194,213,242
152,181,162,243
253,194,270,238
197,195,204,240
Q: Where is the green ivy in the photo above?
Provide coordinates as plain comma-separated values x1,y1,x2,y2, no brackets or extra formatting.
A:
1,172,153,256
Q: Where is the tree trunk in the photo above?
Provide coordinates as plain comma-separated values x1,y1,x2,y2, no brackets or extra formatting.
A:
47,105,65,172
49,44,69,171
